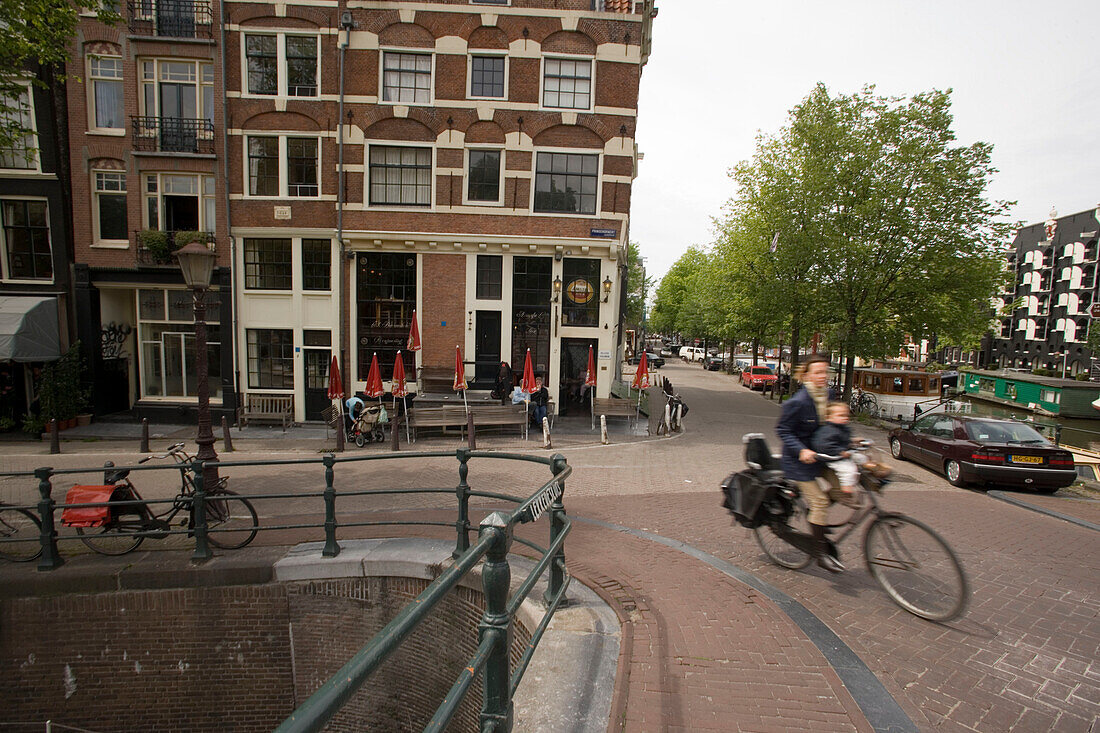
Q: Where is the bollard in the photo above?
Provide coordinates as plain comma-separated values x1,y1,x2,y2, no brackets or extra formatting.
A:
478,512,514,732
48,419,60,455
140,418,150,453
663,402,671,435
34,467,63,571
467,412,476,450
542,416,551,449
452,448,472,559
322,454,340,557
600,414,609,445
190,460,212,563
391,415,401,451
673,404,682,432
221,415,234,452
544,454,568,605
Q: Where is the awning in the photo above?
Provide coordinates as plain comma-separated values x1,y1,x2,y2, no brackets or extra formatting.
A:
0,296,61,362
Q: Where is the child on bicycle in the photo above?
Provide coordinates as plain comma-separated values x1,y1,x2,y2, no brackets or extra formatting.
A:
812,402,865,494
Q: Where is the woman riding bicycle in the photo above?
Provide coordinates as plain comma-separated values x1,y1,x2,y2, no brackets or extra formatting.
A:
775,354,859,573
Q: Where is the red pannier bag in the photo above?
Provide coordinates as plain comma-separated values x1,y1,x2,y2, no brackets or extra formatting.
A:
61,485,117,527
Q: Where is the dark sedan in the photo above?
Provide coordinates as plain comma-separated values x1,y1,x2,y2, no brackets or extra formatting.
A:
702,354,725,371
628,351,664,368
888,414,1075,493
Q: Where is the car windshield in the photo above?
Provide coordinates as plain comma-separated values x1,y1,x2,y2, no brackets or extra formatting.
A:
752,367,774,375
964,421,1048,444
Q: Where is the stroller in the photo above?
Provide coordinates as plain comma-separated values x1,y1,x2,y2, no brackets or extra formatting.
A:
349,404,388,446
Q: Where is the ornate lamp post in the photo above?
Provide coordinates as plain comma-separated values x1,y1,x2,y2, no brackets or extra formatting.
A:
176,241,219,483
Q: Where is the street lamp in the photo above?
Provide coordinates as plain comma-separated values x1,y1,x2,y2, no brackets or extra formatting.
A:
176,241,219,484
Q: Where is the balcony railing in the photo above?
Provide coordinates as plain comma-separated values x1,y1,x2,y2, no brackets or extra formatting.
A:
131,116,215,154
133,230,216,267
127,0,214,38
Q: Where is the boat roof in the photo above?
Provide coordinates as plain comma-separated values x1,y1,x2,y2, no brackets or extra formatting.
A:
965,369,1100,389
855,368,941,376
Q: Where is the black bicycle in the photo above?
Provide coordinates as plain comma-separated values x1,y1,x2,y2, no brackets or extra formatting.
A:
67,443,259,555
736,434,969,622
0,502,41,562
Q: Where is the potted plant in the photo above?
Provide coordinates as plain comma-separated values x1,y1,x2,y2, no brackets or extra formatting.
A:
137,229,171,264
174,230,212,251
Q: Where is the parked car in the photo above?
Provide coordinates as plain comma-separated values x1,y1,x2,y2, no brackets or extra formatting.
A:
888,415,1075,493
740,365,777,390
680,347,706,362
702,354,725,371
628,351,664,368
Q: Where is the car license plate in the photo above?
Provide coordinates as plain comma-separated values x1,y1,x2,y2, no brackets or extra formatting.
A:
1010,455,1043,464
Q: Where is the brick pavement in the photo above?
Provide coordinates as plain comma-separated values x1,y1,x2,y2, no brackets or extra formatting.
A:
2,362,1099,731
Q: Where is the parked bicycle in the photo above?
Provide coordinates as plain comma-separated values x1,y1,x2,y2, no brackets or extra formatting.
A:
723,434,969,622
0,501,41,562
62,443,259,555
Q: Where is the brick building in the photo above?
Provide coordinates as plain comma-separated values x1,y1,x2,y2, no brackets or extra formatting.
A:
64,0,655,423
992,206,1100,376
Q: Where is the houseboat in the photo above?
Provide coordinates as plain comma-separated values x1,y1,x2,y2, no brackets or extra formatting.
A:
961,370,1100,419
851,368,965,421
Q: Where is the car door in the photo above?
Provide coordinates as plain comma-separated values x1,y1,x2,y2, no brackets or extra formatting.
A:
906,415,938,466
924,416,959,473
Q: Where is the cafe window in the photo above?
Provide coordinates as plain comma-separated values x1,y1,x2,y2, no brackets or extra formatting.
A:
357,252,416,379
476,255,502,300
302,238,331,291
138,288,221,400
244,238,291,290
511,256,551,372
562,258,599,327
246,328,293,389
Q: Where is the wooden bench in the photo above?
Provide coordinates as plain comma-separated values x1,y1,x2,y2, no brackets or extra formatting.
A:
239,393,294,431
468,404,529,437
591,396,637,430
419,366,455,393
408,405,470,440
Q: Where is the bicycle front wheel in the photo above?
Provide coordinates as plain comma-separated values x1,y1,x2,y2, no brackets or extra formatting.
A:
77,522,144,555
864,513,969,622
754,496,814,570
0,507,42,562
203,490,258,550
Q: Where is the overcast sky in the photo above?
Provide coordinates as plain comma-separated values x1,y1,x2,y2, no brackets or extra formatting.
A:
631,0,1100,284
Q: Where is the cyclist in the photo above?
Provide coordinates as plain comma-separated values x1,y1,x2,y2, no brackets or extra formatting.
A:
775,354,858,572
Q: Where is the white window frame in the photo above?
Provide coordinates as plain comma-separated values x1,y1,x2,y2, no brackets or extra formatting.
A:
241,31,320,98
0,196,52,283
539,55,594,112
87,55,125,133
243,134,322,199
365,142,435,209
0,84,39,172
530,147,602,217
92,170,128,247
463,147,504,206
137,287,223,403
142,172,216,233
467,53,508,100
379,49,434,107
139,58,214,120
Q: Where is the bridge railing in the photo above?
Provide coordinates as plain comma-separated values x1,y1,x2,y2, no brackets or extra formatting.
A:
0,449,572,732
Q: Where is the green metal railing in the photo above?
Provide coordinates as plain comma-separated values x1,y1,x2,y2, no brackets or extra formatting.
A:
1,449,572,732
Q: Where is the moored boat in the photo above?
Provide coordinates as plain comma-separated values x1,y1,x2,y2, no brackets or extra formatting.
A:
961,370,1100,419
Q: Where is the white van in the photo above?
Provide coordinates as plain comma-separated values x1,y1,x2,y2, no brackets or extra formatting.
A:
680,347,705,362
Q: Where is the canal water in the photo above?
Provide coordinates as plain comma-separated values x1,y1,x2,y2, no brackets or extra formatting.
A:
955,395,1100,451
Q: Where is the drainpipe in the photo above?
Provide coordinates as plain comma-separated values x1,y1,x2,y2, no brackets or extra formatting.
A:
219,0,240,422
338,10,355,397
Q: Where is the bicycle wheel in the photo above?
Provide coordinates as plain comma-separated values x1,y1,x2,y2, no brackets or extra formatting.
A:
0,507,42,562
203,490,258,550
77,522,144,555
754,495,814,570
864,513,968,622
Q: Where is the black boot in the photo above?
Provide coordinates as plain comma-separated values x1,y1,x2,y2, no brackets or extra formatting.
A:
811,523,844,573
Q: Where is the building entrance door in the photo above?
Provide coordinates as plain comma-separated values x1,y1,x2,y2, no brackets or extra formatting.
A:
302,330,332,421
474,311,502,388
559,338,598,416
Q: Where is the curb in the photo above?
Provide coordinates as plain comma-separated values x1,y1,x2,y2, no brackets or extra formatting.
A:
987,491,1100,532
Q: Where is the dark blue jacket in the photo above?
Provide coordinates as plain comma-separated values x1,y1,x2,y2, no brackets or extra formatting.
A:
776,387,833,481
812,421,851,458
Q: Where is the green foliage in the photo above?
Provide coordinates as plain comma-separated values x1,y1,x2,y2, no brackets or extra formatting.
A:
623,241,651,331
1076,373,1091,381
650,247,708,336
0,0,120,151
21,411,44,436
138,229,172,263
1031,367,1054,377
174,230,212,249
38,341,89,421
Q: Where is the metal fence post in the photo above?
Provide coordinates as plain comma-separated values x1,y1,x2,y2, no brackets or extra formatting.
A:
190,460,212,563
322,453,340,557
544,454,567,605
34,467,63,571
479,512,513,733
453,448,471,559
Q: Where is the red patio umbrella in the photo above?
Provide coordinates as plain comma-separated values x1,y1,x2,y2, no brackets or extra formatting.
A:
585,346,597,387
521,348,537,394
631,350,650,391
407,311,421,351
392,351,410,443
327,354,344,400
365,352,384,399
453,345,469,412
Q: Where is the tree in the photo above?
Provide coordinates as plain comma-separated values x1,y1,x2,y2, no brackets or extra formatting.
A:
650,247,707,336
623,241,651,332
0,0,119,151
721,84,1013,397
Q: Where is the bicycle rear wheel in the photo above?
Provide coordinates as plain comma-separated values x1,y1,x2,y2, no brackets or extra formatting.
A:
753,495,814,570
204,490,258,550
77,522,144,555
0,507,42,562
864,513,968,622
